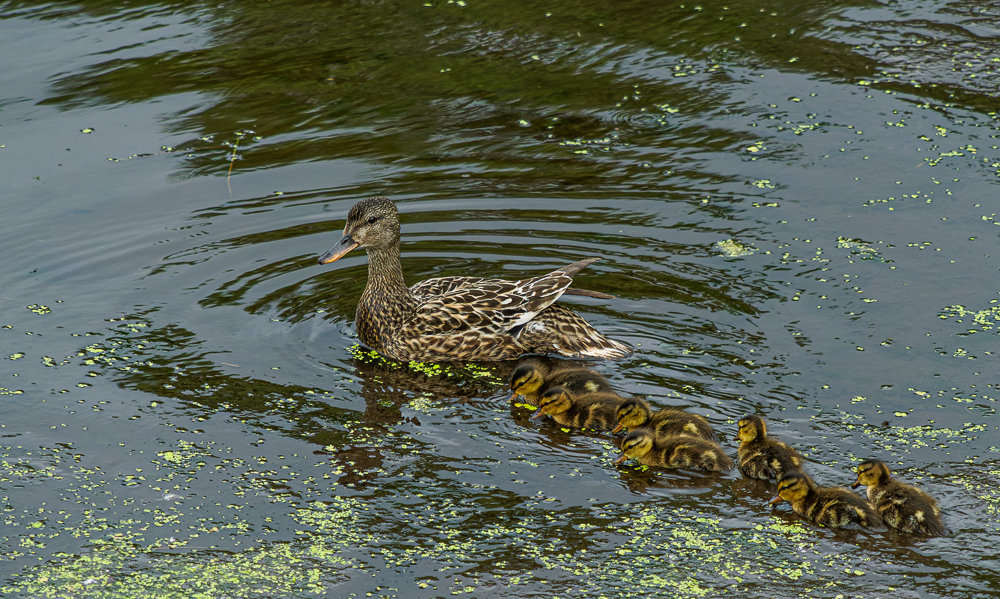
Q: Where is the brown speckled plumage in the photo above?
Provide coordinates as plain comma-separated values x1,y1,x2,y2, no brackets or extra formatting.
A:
614,429,733,472
735,415,804,481
772,470,883,529
852,459,944,535
612,397,716,440
318,197,630,362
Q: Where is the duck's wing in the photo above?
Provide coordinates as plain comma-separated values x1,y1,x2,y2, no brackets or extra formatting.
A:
406,258,600,334
409,262,614,301
409,276,489,301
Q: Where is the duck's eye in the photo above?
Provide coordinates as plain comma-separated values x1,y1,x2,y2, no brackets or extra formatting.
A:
366,216,379,224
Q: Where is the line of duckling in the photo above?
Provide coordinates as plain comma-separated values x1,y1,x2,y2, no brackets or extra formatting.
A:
509,358,944,536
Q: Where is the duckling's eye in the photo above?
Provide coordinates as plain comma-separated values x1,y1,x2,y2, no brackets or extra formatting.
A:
366,216,380,225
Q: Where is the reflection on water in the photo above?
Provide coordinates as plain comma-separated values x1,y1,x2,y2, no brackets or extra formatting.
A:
2,0,1000,596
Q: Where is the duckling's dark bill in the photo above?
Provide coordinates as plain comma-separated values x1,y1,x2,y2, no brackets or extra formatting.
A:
318,235,360,264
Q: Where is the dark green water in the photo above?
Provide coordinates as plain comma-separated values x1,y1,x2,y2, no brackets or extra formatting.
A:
2,0,998,597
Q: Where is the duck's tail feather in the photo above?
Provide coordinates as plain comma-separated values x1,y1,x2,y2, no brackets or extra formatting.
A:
516,304,630,360
563,288,615,300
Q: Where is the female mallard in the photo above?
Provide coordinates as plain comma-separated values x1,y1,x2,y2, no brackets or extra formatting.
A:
611,397,716,440
735,415,804,481
318,197,629,362
613,429,733,472
770,470,882,530
851,459,944,535
508,357,613,406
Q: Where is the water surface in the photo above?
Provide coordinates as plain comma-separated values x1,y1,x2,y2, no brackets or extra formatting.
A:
2,1,998,597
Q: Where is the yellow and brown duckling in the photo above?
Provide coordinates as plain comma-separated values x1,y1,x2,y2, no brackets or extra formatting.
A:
611,397,716,440
317,196,630,362
508,358,613,406
851,459,944,535
770,470,883,530
735,415,804,481
613,429,734,472
531,386,623,430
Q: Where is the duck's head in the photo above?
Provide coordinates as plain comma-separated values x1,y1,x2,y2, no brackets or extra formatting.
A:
852,459,891,489
531,386,572,420
613,429,654,464
509,360,547,400
736,415,767,444
612,398,650,434
319,196,400,264
770,470,812,505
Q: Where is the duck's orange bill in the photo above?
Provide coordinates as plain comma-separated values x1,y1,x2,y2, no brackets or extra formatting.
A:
613,454,628,465
850,480,862,489
610,423,624,434
509,392,519,402
318,235,359,264
768,494,784,505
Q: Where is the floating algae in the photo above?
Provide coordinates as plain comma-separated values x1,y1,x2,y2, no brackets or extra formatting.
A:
714,239,758,258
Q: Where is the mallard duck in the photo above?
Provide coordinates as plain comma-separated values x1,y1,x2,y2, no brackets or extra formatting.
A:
851,459,944,535
531,386,623,430
318,196,630,362
611,397,716,440
613,429,733,472
735,415,804,481
508,357,613,406
770,470,882,529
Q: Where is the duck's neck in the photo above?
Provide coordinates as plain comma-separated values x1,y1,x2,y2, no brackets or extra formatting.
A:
797,486,818,509
356,243,417,350
365,244,410,296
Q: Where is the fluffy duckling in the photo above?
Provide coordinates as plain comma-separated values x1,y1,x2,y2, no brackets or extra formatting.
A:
735,415,804,481
852,459,944,535
531,386,623,430
611,397,716,440
613,429,733,472
770,470,882,529
508,358,613,406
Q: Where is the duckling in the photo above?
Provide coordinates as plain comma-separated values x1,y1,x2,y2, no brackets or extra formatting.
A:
508,358,613,406
530,386,623,430
770,470,882,529
851,459,944,535
735,415,804,481
613,429,733,472
611,397,716,440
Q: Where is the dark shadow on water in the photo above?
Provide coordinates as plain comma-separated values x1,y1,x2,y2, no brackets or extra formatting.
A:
9,0,917,192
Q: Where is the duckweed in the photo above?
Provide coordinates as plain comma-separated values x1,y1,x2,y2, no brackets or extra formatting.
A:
714,239,758,257
939,297,1000,333
348,345,504,385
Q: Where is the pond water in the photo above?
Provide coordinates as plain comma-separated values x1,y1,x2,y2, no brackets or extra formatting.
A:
2,1,999,597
